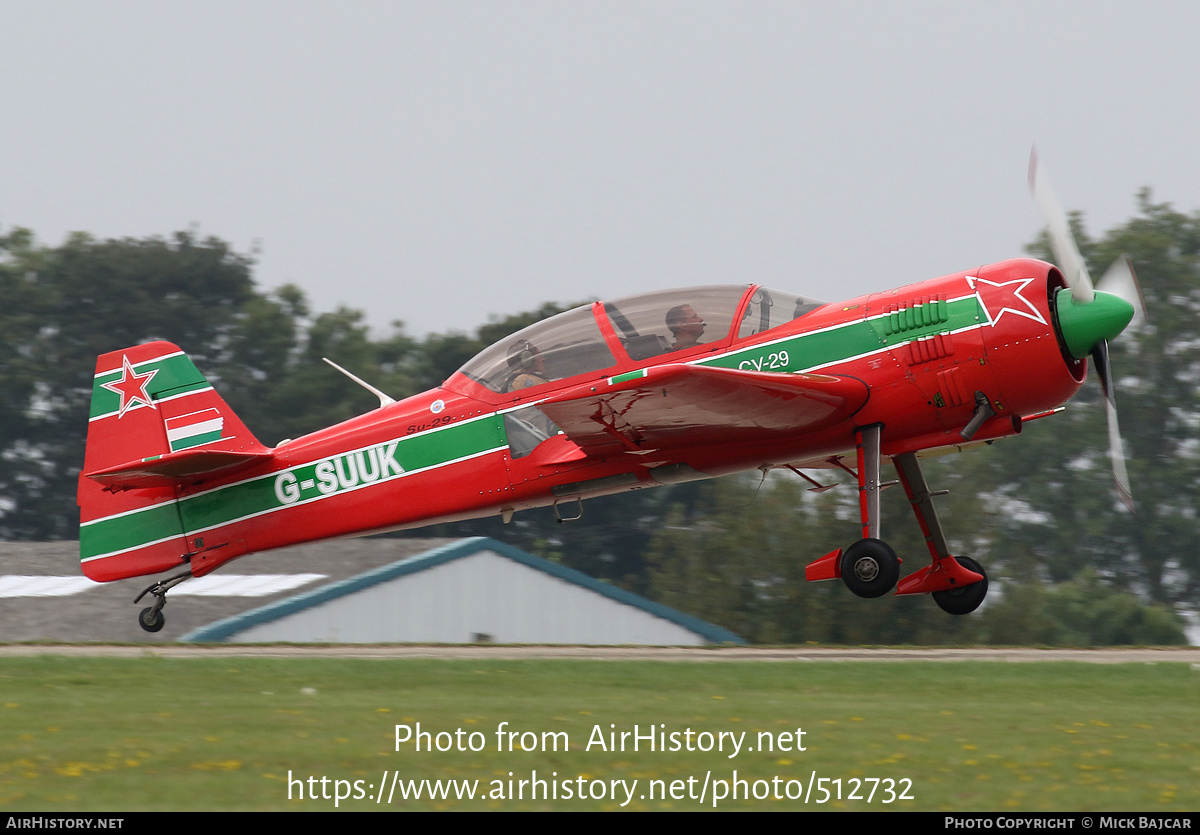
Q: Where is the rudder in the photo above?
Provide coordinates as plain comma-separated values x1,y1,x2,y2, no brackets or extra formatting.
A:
79,341,271,582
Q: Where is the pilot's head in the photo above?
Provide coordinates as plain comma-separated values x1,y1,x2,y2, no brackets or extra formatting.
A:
506,339,543,373
666,304,706,345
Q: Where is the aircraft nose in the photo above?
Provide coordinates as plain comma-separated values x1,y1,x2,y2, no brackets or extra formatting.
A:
1055,288,1135,359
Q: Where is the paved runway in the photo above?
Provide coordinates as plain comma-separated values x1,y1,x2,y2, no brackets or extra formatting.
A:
2,645,1198,662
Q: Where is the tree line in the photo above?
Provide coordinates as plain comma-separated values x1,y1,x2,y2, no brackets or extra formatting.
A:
1,198,1195,644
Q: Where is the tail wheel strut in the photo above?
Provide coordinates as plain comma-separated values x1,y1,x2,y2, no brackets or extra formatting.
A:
133,569,193,633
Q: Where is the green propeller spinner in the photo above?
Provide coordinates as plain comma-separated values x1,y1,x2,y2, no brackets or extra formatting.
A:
1055,288,1136,360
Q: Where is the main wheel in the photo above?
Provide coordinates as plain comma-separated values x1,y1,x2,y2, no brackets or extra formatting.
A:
139,607,165,633
840,539,900,599
932,556,988,615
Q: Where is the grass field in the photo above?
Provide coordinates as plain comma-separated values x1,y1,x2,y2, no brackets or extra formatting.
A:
1,655,1197,811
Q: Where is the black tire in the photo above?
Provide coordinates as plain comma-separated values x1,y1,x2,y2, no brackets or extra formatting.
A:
932,556,988,615
840,538,901,598
139,607,165,633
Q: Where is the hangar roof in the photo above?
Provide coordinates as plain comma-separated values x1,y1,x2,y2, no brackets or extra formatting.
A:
182,537,744,645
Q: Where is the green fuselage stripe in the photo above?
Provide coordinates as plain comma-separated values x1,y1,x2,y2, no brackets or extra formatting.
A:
80,502,184,559
701,295,982,375
81,416,505,561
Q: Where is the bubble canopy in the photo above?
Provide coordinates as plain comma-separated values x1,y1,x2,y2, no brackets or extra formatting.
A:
449,284,825,396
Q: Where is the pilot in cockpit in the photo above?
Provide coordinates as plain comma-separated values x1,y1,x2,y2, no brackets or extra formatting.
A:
505,339,548,391
665,304,706,352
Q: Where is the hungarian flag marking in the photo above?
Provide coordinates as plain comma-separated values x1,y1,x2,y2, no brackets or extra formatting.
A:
165,409,225,451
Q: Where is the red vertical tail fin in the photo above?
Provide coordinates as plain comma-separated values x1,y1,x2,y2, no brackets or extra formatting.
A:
79,342,272,582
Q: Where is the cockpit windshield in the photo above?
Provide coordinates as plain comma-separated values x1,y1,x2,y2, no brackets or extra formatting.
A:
737,287,826,339
451,284,826,395
455,304,616,394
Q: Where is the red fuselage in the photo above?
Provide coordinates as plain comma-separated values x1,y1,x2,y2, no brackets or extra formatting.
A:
80,258,1082,582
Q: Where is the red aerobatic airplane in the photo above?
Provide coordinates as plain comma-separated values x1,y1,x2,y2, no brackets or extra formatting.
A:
78,158,1144,631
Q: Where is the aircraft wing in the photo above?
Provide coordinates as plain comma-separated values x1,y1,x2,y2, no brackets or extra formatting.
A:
536,363,868,455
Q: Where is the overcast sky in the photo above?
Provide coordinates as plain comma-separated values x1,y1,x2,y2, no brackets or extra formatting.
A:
2,1,1197,337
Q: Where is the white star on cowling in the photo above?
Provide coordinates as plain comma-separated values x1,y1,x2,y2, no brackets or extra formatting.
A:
967,276,1047,327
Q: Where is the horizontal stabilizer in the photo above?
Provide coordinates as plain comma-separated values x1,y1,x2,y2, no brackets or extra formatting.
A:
86,448,274,491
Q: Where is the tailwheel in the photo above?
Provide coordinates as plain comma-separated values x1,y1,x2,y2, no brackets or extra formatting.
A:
139,606,165,633
932,556,988,615
840,538,901,599
133,568,192,633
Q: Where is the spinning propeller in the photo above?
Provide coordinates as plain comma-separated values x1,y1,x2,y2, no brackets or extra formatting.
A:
1029,150,1144,511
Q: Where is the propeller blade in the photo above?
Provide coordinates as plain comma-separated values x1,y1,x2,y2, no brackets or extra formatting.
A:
1096,255,1147,329
1029,148,1094,303
1032,152,1137,510
1090,339,1134,511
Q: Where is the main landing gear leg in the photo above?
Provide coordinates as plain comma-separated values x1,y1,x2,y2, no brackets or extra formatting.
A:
806,425,902,598
133,569,193,633
891,452,988,614
857,423,882,541
803,433,987,613
842,424,901,596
